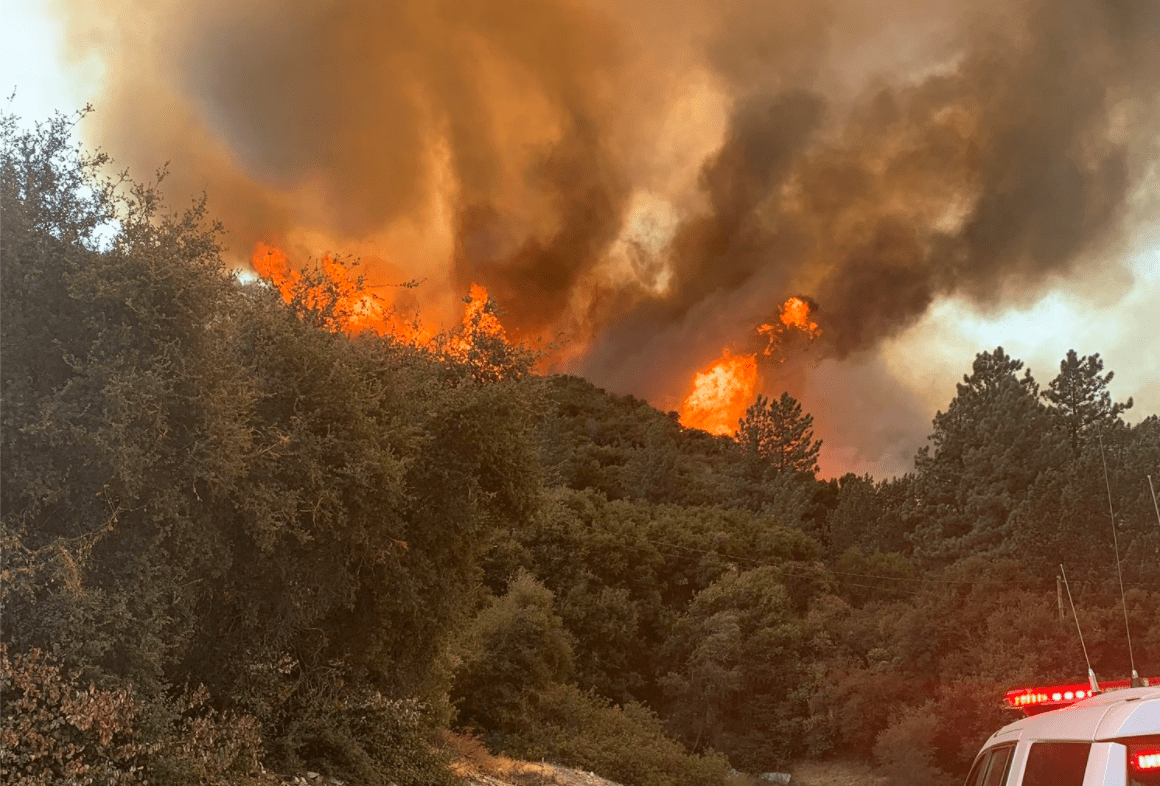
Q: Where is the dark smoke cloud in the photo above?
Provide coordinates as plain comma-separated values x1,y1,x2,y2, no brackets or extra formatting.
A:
54,0,1160,474
57,0,646,320
585,0,1159,367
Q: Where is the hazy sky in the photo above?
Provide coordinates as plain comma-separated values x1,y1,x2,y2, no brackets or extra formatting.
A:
3,0,1156,479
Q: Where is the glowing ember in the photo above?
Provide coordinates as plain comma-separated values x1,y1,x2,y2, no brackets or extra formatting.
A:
678,350,759,436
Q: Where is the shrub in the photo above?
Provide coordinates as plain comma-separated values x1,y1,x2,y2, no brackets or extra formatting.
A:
504,681,731,786
872,702,955,786
1,644,147,786
0,644,263,786
452,570,574,737
272,691,454,786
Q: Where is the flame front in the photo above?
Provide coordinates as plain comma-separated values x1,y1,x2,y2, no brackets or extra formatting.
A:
258,248,818,432
443,283,510,361
678,350,759,436
252,242,419,339
250,243,488,349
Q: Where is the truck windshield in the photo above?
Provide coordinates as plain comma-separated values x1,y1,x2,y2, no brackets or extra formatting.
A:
1022,742,1090,786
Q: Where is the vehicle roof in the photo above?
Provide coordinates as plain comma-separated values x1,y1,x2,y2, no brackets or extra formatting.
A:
983,687,1160,749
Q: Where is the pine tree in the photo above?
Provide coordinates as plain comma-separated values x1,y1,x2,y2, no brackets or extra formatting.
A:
909,347,1064,561
735,392,821,475
1042,349,1132,453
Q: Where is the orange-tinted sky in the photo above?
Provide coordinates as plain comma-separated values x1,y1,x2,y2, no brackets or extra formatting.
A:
4,0,1157,477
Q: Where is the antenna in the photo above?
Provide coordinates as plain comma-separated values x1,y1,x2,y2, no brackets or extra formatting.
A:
1149,475,1160,530
1098,434,1140,688
1060,564,1099,695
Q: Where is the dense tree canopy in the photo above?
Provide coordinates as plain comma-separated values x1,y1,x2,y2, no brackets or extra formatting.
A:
1,111,542,785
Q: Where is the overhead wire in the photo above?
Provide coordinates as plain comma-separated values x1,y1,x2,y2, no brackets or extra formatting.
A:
553,514,1155,598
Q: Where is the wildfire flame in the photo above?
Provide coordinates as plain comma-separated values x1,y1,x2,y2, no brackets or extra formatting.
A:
758,296,821,358
250,243,505,354
679,296,822,436
252,242,432,341
678,350,759,436
443,283,511,363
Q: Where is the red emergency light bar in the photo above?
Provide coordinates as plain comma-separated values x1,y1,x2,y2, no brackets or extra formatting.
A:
1005,676,1155,715
1132,748,1160,772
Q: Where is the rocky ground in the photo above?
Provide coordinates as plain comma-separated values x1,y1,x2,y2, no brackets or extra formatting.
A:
784,760,888,786
444,732,626,786
445,749,889,786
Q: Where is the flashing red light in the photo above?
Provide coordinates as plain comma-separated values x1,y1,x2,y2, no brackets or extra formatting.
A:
1132,749,1160,772
1005,682,1093,711
1004,677,1154,715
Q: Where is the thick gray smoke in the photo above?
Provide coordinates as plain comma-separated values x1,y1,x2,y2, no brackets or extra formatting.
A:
56,0,1160,475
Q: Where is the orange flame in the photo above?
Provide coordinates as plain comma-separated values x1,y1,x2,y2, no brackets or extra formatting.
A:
678,350,759,436
251,242,296,301
679,296,821,435
251,242,522,382
252,241,417,338
250,243,490,349
778,296,820,334
444,283,509,359
758,296,821,358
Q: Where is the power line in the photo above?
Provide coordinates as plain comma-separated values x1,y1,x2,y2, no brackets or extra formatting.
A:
557,518,1154,596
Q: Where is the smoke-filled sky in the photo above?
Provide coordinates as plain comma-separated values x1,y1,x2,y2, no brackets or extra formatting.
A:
4,0,1158,478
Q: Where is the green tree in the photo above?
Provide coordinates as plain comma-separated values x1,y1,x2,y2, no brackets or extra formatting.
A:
736,392,822,475
826,473,915,557
909,348,1064,562
1042,349,1132,453
2,108,248,693
1010,413,1160,585
661,566,811,771
501,681,732,786
451,571,574,738
873,703,955,786
537,374,749,507
1,110,543,784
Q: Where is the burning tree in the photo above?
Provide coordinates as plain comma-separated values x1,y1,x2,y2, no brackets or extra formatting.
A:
251,244,534,383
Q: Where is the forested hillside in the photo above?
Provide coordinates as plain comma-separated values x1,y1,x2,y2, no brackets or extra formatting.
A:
3,112,1158,786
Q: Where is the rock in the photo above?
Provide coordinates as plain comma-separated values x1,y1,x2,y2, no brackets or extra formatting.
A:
759,774,792,785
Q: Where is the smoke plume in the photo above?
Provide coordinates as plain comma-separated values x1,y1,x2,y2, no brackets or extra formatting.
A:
55,0,1160,475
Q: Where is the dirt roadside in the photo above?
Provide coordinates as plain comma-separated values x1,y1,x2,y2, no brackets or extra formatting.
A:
445,732,626,786
444,733,888,786
264,733,886,786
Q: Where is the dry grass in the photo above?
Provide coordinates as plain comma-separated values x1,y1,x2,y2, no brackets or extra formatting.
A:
442,731,624,786
786,759,889,786
444,732,889,786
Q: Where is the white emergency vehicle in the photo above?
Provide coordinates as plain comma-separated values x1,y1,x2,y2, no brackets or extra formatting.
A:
965,677,1160,786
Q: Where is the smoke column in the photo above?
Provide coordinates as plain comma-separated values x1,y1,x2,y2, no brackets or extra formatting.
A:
55,0,1160,475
